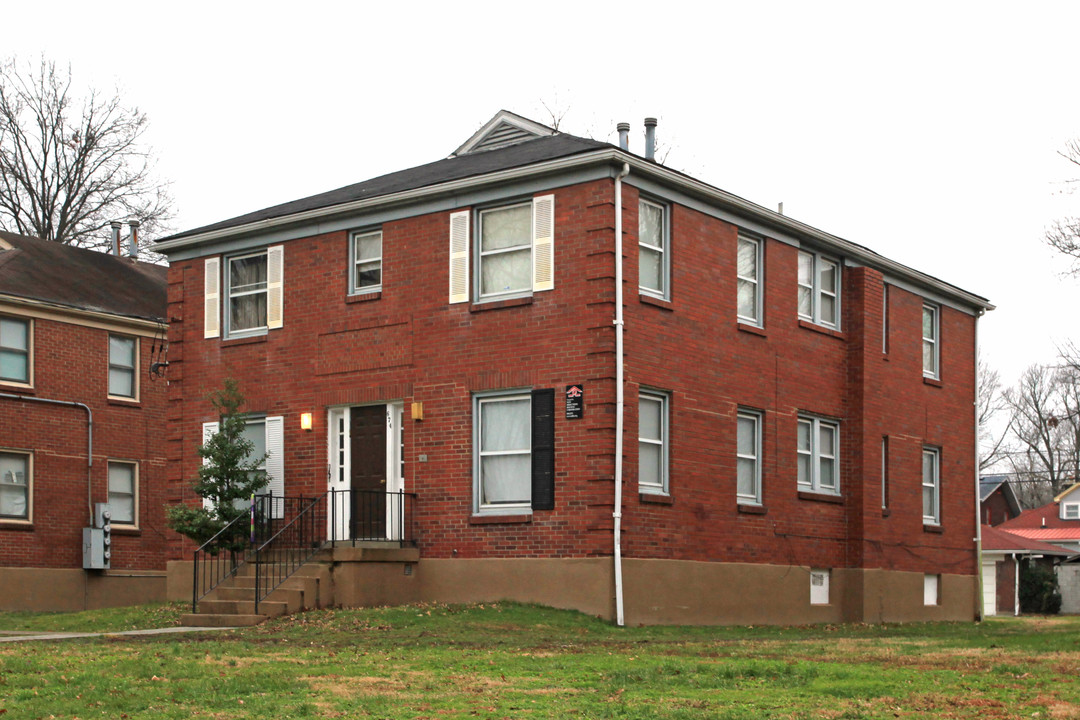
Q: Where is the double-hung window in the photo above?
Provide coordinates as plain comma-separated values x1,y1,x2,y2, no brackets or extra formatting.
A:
638,391,669,494
797,251,840,328
0,451,30,521
473,389,555,515
737,234,763,325
479,203,533,299
228,252,269,335
0,317,30,384
797,415,839,495
737,409,762,504
205,246,283,339
350,230,382,294
922,447,940,525
922,303,939,378
1063,503,1080,520
108,461,137,526
639,199,668,299
201,416,284,516
108,335,137,399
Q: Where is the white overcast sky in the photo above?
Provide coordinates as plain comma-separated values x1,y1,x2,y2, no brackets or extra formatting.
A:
8,1,1080,386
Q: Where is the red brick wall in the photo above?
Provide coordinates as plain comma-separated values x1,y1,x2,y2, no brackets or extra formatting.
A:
0,316,169,570
165,176,979,579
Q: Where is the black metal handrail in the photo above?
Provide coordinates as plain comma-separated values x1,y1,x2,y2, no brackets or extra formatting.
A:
329,488,418,547
191,511,249,613
253,492,329,614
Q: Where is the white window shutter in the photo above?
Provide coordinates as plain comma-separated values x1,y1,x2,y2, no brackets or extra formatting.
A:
264,416,285,518
448,210,470,304
532,194,555,292
201,421,219,509
204,258,220,339
267,245,284,329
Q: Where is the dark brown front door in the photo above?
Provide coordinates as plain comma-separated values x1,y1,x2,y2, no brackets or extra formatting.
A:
350,405,386,538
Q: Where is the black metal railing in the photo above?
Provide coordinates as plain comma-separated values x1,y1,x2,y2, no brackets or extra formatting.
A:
253,493,328,613
329,488,417,547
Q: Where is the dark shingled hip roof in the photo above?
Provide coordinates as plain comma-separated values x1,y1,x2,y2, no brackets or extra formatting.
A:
161,133,613,242
0,231,167,322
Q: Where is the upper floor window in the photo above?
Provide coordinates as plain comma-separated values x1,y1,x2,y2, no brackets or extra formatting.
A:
922,447,940,525
638,390,669,495
228,251,268,335
922,303,939,378
1063,502,1080,520
108,335,137,399
350,230,382,294
737,409,762,505
798,251,840,329
0,450,30,521
206,246,283,339
479,203,533,299
639,199,668,299
737,234,762,326
107,460,137,526
0,317,30,384
797,415,839,495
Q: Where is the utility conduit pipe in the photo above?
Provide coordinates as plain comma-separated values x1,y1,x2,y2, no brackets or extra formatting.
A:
613,161,630,627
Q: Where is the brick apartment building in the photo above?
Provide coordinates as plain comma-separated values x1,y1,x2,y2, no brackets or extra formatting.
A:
0,230,170,611
156,111,993,625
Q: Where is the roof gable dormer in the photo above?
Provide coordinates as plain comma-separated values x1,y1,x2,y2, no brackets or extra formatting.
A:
452,110,556,157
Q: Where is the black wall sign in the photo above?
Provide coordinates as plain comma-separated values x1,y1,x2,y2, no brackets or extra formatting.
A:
565,384,584,419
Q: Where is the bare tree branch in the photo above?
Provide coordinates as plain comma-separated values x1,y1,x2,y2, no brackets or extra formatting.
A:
0,56,172,256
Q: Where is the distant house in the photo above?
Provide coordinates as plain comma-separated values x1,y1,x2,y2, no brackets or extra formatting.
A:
980,524,1070,616
980,475,1021,526
997,483,1080,552
0,231,170,611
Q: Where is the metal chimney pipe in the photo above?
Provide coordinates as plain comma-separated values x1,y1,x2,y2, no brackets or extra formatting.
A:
110,221,122,256
617,122,630,151
127,220,140,258
644,117,657,161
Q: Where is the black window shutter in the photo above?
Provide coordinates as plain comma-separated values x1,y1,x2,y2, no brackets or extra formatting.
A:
531,388,556,510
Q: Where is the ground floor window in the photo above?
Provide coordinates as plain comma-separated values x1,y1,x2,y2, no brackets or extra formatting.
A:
475,392,532,512
0,451,30,520
108,461,138,526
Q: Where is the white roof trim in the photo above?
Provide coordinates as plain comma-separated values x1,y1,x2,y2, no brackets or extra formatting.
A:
453,110,555,157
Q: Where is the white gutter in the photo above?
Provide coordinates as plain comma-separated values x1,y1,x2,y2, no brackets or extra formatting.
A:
613,162,630,627
155,149,993,313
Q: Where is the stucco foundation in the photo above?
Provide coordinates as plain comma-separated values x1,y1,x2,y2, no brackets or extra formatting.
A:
0,567,167,612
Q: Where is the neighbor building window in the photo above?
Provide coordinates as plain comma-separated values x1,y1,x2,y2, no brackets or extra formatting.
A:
1063,503,1080,520
350,230,382,294
0,317,30,384
475,392,532,512
0,451,30,520
737,409,762,505
923,447,940,525
227,251,269,335
797,415,839,495
108,334,137,399
638,391,669,494
797,251,840,328
922,303,939,378
479,203,533,299
108,461,137,526
737,234,762,325
639,199,668,299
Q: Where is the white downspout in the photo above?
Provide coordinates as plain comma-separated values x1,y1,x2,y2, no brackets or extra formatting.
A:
613,162,630,627
1013,552,1020,616
974,309,984,621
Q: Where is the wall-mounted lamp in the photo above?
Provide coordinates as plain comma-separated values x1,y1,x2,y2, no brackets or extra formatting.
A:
411,402,423,421
300,412,313,431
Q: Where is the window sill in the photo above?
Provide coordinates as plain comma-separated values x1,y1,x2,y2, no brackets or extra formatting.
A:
221,333,268,347
798,490,844,505
469,296,534,313
736,322,766,337
107,397,141,408
923,376,943,388
798,320,846,340
0,382,34,394
0,520,33,530
923,523,943,534
345,291,382,304
737,503,767,515
469,513,532,525
639,294,673,311
639,492,673,505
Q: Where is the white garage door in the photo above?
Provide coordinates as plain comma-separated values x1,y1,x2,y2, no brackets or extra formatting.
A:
982,560,997,617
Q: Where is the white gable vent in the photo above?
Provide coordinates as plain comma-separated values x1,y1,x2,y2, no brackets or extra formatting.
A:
453,110,556,156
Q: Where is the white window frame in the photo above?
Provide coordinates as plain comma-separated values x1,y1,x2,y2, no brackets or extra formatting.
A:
638,198,669,300
107,334,138,400
226,250,269,337
477,202,534,301
881,436,889,510
810,569,830,605
638,390,670,495
107,460,138,527
882,284,889,354
0,449,31,522
922,303,939,379
797,250,841,329
0,316,31,386
797,415,840,495
736,409,763,505
473,391,532,514
737,234,763,326
923,446,940,525
1063,503,1080,520
349,229,382,295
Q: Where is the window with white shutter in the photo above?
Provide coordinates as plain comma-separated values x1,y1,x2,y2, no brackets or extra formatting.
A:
449,211,470,304
204,258,220,339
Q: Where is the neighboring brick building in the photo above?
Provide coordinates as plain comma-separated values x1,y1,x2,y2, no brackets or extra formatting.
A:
0,231,170,611
156,111,993,624
980,475,1022,526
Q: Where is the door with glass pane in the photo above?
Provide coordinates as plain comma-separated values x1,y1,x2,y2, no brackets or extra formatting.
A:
327,403,404,542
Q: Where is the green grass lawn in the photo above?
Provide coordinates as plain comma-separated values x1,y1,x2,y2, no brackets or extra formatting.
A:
1,603,1078,718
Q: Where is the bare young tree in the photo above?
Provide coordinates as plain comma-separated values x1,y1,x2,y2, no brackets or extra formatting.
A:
0,57,172,253
1045,139,1080,273
1003,362,1079,497
978,354,1010,472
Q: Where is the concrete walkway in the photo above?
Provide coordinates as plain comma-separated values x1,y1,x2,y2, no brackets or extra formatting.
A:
0,626,238,643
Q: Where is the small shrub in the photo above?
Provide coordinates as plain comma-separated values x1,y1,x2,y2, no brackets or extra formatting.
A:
1019,561,1062,614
